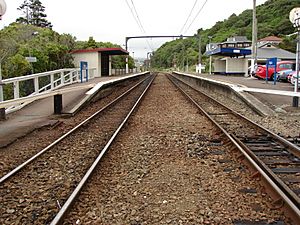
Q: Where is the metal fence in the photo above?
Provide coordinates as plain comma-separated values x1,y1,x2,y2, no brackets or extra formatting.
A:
1,68,96,113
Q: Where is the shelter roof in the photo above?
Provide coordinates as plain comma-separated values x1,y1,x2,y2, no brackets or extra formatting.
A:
258,36,283,42
71,48,129,55
245,44,295,60
223,36,251,44
205,47,251,57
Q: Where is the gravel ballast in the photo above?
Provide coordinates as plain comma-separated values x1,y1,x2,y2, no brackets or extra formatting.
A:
64,74,287,224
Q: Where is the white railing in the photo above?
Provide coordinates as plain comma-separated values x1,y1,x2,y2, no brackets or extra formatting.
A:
111,68,138,75
2,68,96,113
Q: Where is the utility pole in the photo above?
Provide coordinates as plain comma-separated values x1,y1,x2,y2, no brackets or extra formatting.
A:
132,52,135,73
125,37,129,74
182,41,185,72
251,0,258,77
208,36,213,75
147,52,152,70
198,31,202,74
289,8,300,107
0,0,6,103
0,0,6,120
293,17,300,107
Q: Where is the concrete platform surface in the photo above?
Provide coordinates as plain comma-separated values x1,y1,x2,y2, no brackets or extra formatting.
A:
0,73,144,147
194,73,300,113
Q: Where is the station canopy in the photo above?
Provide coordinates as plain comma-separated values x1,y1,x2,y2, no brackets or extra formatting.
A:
205,45,252,57
71,48,129,55
205,36,252,57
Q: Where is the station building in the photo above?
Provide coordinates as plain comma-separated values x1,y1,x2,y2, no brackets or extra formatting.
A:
71,48,129,77
244,42,296,64
205,36,296,76
205,36,252,75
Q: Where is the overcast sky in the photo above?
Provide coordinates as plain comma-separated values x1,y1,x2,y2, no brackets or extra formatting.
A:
1,0,267,58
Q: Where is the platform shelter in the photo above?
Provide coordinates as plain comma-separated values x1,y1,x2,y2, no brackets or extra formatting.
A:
205,36,252,75
71,48,128,77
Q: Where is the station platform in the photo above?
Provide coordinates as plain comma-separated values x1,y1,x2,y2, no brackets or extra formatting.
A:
0,73,146,147
190,73,300,113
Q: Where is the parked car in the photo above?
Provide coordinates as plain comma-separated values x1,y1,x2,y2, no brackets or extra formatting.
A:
255,61,295,80
276,69,293,82
290,71,300,87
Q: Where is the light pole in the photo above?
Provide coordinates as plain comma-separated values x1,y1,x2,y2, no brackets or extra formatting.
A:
0,0,6,103
290,8,300,107
28,32,39,74
293,17,300,107
251,0,258,77
181,41,185,72
147,52,152,70
198,31,202,74
132,52,135,73
208,36,213,75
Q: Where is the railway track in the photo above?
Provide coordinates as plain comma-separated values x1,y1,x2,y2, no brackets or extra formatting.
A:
0,74,148,177
0,74,155,224
169,74,300,223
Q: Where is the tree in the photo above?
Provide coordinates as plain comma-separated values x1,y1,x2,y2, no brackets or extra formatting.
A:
85,37,98,49
151,0,300,69
16,0,52,28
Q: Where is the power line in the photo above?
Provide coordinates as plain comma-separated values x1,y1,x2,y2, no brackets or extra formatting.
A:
130,0,146,33
125,0,144,32
125,0,154,51
179,0,199,34
130,0,155,51
184,0,209,34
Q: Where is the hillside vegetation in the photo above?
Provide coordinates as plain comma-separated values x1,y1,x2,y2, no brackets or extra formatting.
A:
151,0,299,70
0,23,133,99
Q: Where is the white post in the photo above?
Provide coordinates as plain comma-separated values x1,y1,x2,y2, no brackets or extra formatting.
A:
209,56,212,74
13,81,20,99
60,71,64,85
109,55,112,76
50,73,54,89
69,71,74,84
126,56,129,74
34,77,39,93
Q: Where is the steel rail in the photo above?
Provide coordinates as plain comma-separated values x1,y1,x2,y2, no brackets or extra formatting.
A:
167,74,300,222
0,75,152,184
172,74,300,157
50,74,156,225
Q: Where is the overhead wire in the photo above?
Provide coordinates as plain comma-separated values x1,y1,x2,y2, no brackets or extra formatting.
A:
130,0,155,51
184,0,209,34
125,0,154,52
130,0,146,33
179,0,199,34
125,0,144,32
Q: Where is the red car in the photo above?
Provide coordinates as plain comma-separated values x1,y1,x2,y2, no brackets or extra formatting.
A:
255,61,295,80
